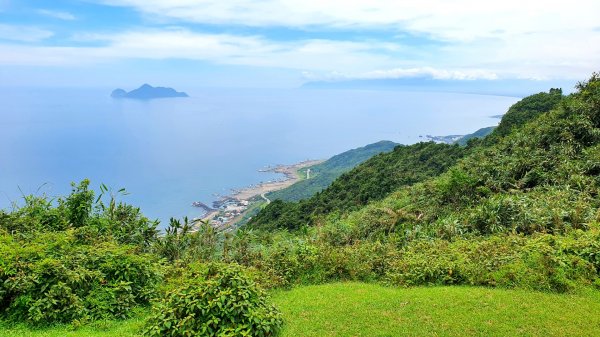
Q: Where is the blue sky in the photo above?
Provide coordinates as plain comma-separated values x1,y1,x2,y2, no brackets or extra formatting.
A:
1,0,599,88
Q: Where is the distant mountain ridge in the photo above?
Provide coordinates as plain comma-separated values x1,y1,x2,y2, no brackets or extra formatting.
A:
302,77,574,97
455,126,496,145
111,84,188,100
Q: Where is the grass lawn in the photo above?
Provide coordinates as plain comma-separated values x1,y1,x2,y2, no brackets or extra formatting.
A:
2,283,599,336
271,282,600,337
0,313,146,337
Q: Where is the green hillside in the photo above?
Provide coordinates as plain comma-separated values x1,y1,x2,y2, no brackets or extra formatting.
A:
455,126,495,145
345,84,594,240
483,88,564,143
454,88,564,147
249,141,467,230
249,86,575,232
268,140,397,202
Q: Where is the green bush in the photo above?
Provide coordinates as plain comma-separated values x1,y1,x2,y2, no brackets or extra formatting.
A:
0,180,159,252
385,229,600,292
0,231,162,324
143,263,282,337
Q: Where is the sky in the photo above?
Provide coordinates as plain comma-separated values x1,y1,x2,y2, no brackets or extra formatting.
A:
0,0,599,88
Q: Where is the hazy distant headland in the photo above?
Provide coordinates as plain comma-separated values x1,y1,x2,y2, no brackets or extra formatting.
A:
111,84,189,100
302,77,575,97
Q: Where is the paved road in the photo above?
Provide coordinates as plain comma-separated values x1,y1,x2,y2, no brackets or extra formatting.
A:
260,193,271,204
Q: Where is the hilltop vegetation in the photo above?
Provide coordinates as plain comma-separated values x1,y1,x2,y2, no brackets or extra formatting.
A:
453,88,563,146
250,87,580,233
1,74,599,336
253,87,567,233
238,75,600,290
487,87,564,140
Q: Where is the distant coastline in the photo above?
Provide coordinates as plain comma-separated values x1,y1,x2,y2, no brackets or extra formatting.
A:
195,159,323,229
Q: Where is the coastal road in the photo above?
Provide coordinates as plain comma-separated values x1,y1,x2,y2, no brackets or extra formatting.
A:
260,193,271,204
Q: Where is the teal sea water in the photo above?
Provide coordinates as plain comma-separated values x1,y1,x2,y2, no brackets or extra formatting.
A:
0,87,519,224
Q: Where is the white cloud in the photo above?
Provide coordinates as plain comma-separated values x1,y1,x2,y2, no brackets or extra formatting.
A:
0,24,53,42
38,9,76,21
0,25,597,81
301,67,499,81
96,0,600,41
357,67,499,80
0,29,402,72
74,0,600,80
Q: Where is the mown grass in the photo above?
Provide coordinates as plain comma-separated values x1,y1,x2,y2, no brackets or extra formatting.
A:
0,312,147,337
271,282,600,337
2,283,600,336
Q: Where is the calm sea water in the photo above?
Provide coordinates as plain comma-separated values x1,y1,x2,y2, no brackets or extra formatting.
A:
0,87,519,224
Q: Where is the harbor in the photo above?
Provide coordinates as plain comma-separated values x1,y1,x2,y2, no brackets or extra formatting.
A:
192,159,323,229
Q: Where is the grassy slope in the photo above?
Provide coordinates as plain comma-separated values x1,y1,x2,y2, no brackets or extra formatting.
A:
3,283,600,336
272,283,600,337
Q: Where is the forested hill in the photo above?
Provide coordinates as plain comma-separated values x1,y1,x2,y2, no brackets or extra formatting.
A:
268,140,398,202
314,78,599,241
455,126,495,145
248,87,574,232
480,88,564,144
248,141,467,230
455,88,564,146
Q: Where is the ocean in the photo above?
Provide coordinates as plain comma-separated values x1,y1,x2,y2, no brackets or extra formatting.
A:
0,87,519,225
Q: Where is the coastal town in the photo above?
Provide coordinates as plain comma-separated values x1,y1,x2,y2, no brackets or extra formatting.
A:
192,160,323,229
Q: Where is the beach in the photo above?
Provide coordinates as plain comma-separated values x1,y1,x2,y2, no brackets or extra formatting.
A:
232,160,323,200
198,159,324,227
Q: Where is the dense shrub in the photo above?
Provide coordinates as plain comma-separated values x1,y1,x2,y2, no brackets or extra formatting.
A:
150,219,600,294
143,263,282,337
0,231,162,324
0,180,159,251
385,228,600,292
153,218,219,263
487,88,564,141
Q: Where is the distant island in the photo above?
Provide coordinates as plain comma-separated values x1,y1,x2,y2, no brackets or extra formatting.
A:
111,84,189,100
